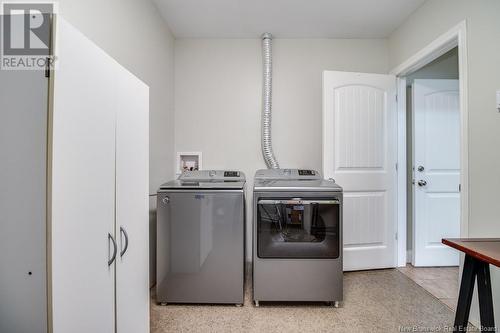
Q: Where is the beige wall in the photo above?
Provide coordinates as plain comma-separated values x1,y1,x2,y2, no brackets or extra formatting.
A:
389,0,500,326
174,38,389,259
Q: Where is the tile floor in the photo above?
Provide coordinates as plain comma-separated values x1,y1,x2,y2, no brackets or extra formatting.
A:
397,264,459,311
151,267,455,332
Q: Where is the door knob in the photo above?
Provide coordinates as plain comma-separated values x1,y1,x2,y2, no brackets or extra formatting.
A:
417,180,427,187
417,166,424,172
162,196,170,204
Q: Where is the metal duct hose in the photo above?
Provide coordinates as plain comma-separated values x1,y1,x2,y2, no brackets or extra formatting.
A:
261,32,280,169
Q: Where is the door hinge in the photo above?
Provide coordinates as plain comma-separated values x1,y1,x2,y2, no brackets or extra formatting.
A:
395,163,398,171
395,232,398,240
459,184,461,192
395,94,398,102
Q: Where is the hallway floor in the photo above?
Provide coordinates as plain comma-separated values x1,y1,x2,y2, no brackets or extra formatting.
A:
151,268,454,332
397,264,459,310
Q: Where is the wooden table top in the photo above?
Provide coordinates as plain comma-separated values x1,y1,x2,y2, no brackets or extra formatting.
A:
442,238,500,267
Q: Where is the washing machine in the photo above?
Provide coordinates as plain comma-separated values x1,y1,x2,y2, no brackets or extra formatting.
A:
156,170,245,305
252,169,343,306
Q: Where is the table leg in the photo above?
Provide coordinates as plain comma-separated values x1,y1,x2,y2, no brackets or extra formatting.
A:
454,255,476,332
476,261,495,331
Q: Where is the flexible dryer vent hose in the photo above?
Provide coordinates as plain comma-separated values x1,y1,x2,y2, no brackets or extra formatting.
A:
261,32,280,169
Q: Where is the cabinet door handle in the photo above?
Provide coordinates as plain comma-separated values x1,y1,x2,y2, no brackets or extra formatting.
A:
120,226,129,257
108,233,117,266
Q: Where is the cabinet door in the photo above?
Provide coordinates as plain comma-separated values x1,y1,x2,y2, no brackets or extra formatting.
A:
115,64,150,333
0,58,48,333
50,17,117,333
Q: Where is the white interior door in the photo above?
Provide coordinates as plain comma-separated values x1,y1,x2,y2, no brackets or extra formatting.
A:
50,17,118,333
323,71,397,271
115,66,150,333
412,79,460,267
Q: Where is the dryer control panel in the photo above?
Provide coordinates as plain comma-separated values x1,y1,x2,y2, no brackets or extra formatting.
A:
254,169,321,180
298,169,315,176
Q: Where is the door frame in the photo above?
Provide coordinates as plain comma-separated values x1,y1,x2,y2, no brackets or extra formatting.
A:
390,20,469,266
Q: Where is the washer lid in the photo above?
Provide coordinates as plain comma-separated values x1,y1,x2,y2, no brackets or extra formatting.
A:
158,170,246,190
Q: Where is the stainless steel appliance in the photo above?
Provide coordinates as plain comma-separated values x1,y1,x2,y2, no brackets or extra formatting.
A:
156,170,245,305
253,169,343,306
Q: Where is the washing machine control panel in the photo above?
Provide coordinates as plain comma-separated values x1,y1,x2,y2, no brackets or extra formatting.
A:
179,170,245,182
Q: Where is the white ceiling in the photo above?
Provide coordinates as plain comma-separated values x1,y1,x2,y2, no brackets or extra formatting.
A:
153,0,426,39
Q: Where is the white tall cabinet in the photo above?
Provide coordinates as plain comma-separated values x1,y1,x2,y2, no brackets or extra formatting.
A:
0,15,149,333
50,17,150,333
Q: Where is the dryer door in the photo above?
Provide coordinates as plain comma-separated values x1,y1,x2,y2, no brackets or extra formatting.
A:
257,199,340,259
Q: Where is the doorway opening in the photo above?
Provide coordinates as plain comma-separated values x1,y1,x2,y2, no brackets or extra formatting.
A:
391,20,469,305
391,20,468,309
392,20,469,267
406,47,461,267
399,46,461,311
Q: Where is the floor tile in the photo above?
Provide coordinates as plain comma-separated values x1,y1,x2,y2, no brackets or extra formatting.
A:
397,264,459,310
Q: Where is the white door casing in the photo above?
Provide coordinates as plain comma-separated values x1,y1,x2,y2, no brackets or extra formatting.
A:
323,71,397,271
412,79,460,267
50,17,117,333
